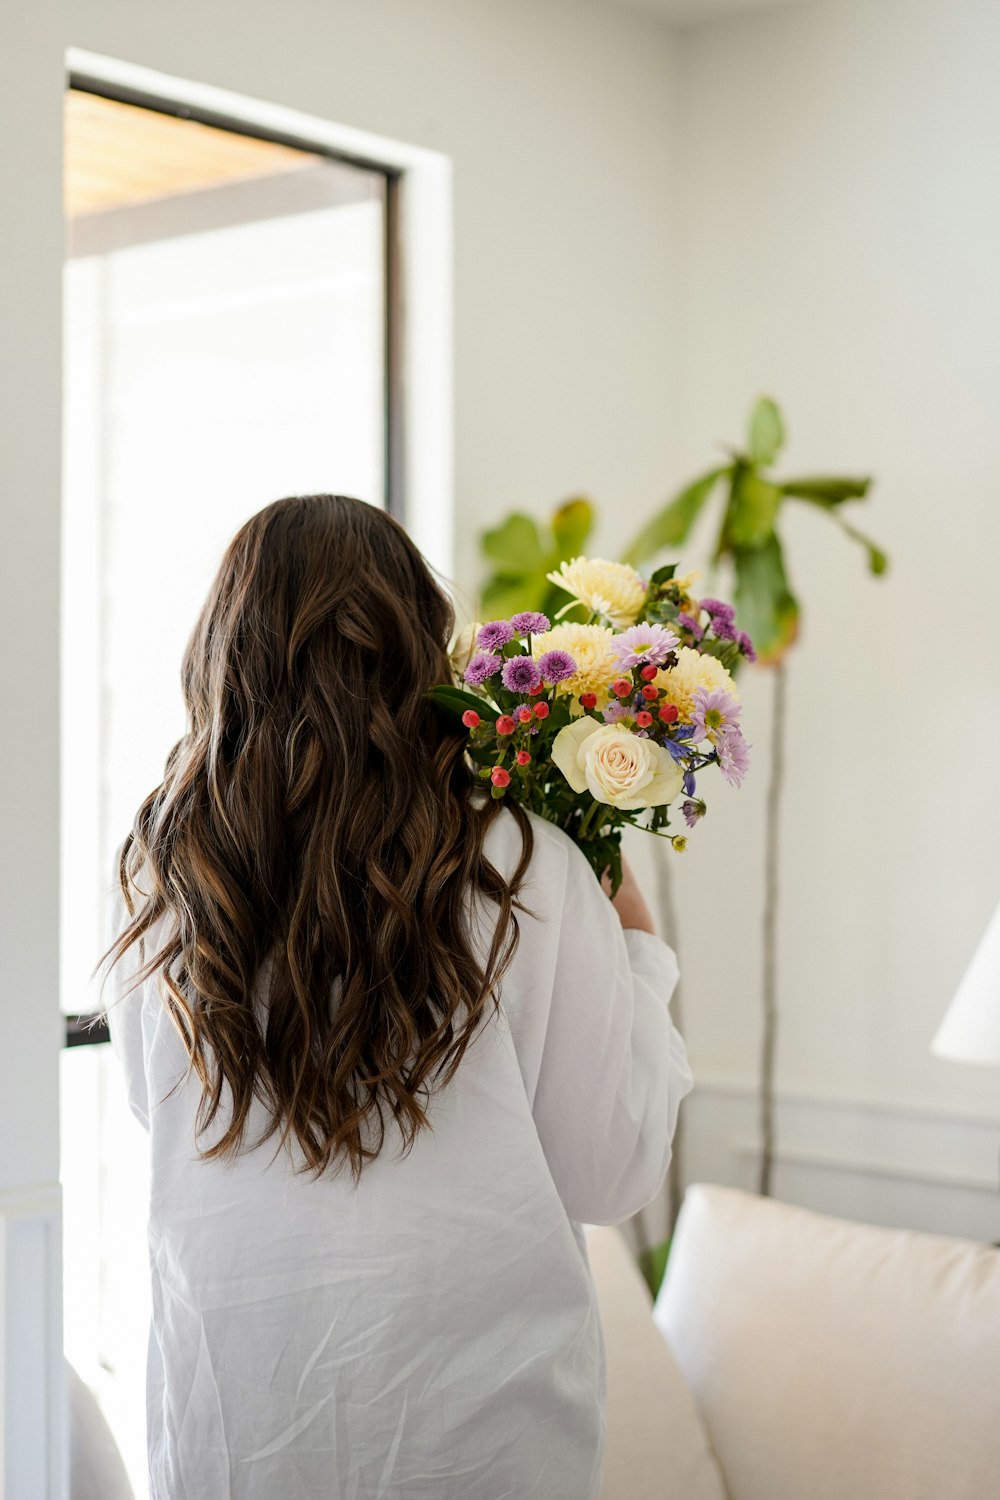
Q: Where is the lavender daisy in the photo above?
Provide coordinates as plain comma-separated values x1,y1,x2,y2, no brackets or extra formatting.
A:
681,798,706,828
717,728,751,788
511,611,551,636
691,687,742,745
501,656,543,694
536,648,577,685
464,651,502,687
609,622,680,670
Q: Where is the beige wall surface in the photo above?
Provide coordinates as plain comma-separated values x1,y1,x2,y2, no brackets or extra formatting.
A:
664,0,1000,1125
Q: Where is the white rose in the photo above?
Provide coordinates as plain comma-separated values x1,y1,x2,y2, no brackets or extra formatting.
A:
551,718,684,810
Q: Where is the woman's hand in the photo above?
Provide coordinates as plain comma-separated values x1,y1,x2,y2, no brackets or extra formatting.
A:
602,856,656,935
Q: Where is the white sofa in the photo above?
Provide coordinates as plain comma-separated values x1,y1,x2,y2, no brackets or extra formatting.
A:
589,1183,1000,1500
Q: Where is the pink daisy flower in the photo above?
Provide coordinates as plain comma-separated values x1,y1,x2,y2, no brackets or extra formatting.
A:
609,622,680,670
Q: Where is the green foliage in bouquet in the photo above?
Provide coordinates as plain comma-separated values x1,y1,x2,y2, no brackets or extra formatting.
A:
622,396,884,660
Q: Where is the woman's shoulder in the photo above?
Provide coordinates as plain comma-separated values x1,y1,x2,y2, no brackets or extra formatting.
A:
481,803,588,893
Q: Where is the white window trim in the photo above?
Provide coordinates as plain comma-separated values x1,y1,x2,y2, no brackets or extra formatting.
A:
66,47,455,577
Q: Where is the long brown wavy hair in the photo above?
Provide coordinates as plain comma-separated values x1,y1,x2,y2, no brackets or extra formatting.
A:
99,494,532,1182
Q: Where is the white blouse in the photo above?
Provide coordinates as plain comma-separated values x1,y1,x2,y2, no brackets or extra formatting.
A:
107,808,692,1500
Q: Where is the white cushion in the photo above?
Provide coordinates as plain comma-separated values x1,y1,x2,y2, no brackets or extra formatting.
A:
586,1224,727,1500
655,1183,1000,1500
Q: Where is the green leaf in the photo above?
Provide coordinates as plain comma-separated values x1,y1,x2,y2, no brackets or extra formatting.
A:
620,466,729,567
779,475,872,505
832,515,889,575
637,1238,672,1298
480,576,547,621
748,397,785,467
481,512,546,574
650,563,677,584
727,469,783,549
425,684,494,719
734,536,800,663
551,496,594,560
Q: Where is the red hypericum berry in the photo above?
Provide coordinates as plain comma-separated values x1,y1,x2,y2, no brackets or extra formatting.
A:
613,678,632,699
529,682,545,696
517,706,533,724
636,711,653,728
516,750,531,766
496,715,516,735
658,703,679,724
640,664,658,682
533,701,550,719
641,684,658,701
461,709,481,729
491,766,511,787
580,693,597,711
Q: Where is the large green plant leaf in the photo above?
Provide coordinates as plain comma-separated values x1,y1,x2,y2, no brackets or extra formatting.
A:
779,475,871,504
620,466,729,567
478,497,596,620
734,535,800,663
748,397,785,466
551,496,593,559
830,515,889,575
482,512,546,575
726,469,783,549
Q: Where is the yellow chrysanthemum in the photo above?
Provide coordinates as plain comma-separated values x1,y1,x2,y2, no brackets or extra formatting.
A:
532,622,617,704
546,556,646,629
656,647,738,723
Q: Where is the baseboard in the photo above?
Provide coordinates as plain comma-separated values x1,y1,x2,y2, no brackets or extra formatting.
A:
678,1075,1000,1244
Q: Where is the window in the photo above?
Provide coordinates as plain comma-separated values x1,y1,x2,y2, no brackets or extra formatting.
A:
61,79,402,1496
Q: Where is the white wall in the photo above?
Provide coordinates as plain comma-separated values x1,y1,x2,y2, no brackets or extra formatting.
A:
659,0,1000,1224
0,6,68,1494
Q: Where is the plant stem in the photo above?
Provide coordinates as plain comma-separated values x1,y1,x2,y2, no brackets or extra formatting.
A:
759,659,787,1198
654,843,685,1236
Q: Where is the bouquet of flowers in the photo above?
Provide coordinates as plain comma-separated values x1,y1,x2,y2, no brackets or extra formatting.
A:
430,557,754,893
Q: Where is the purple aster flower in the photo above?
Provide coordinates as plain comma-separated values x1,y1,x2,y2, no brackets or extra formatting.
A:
536,648,577,684
717,728,751,788
737,630,757,663
501,655,542,694
602,701,631,724
711,617,737,642
681,798,706,828
464,651,502,687
700,597,735,625
677,612,704,640
609,622,680,670
511,610,551,635
691,687,742,744
477,619,516,651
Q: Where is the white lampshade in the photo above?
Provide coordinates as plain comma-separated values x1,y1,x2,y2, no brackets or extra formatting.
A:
932,900,1000,1066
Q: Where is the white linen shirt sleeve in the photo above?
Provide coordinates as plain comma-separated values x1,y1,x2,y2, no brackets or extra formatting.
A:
511,831,693,1227
102,871,152,1131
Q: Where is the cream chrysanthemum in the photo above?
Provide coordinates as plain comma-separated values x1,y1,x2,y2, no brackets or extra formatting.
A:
532,622,617,705
546,556,646,629
656,647,738,723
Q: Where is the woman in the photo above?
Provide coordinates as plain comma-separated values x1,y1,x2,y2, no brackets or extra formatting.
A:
100,494,692,1500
